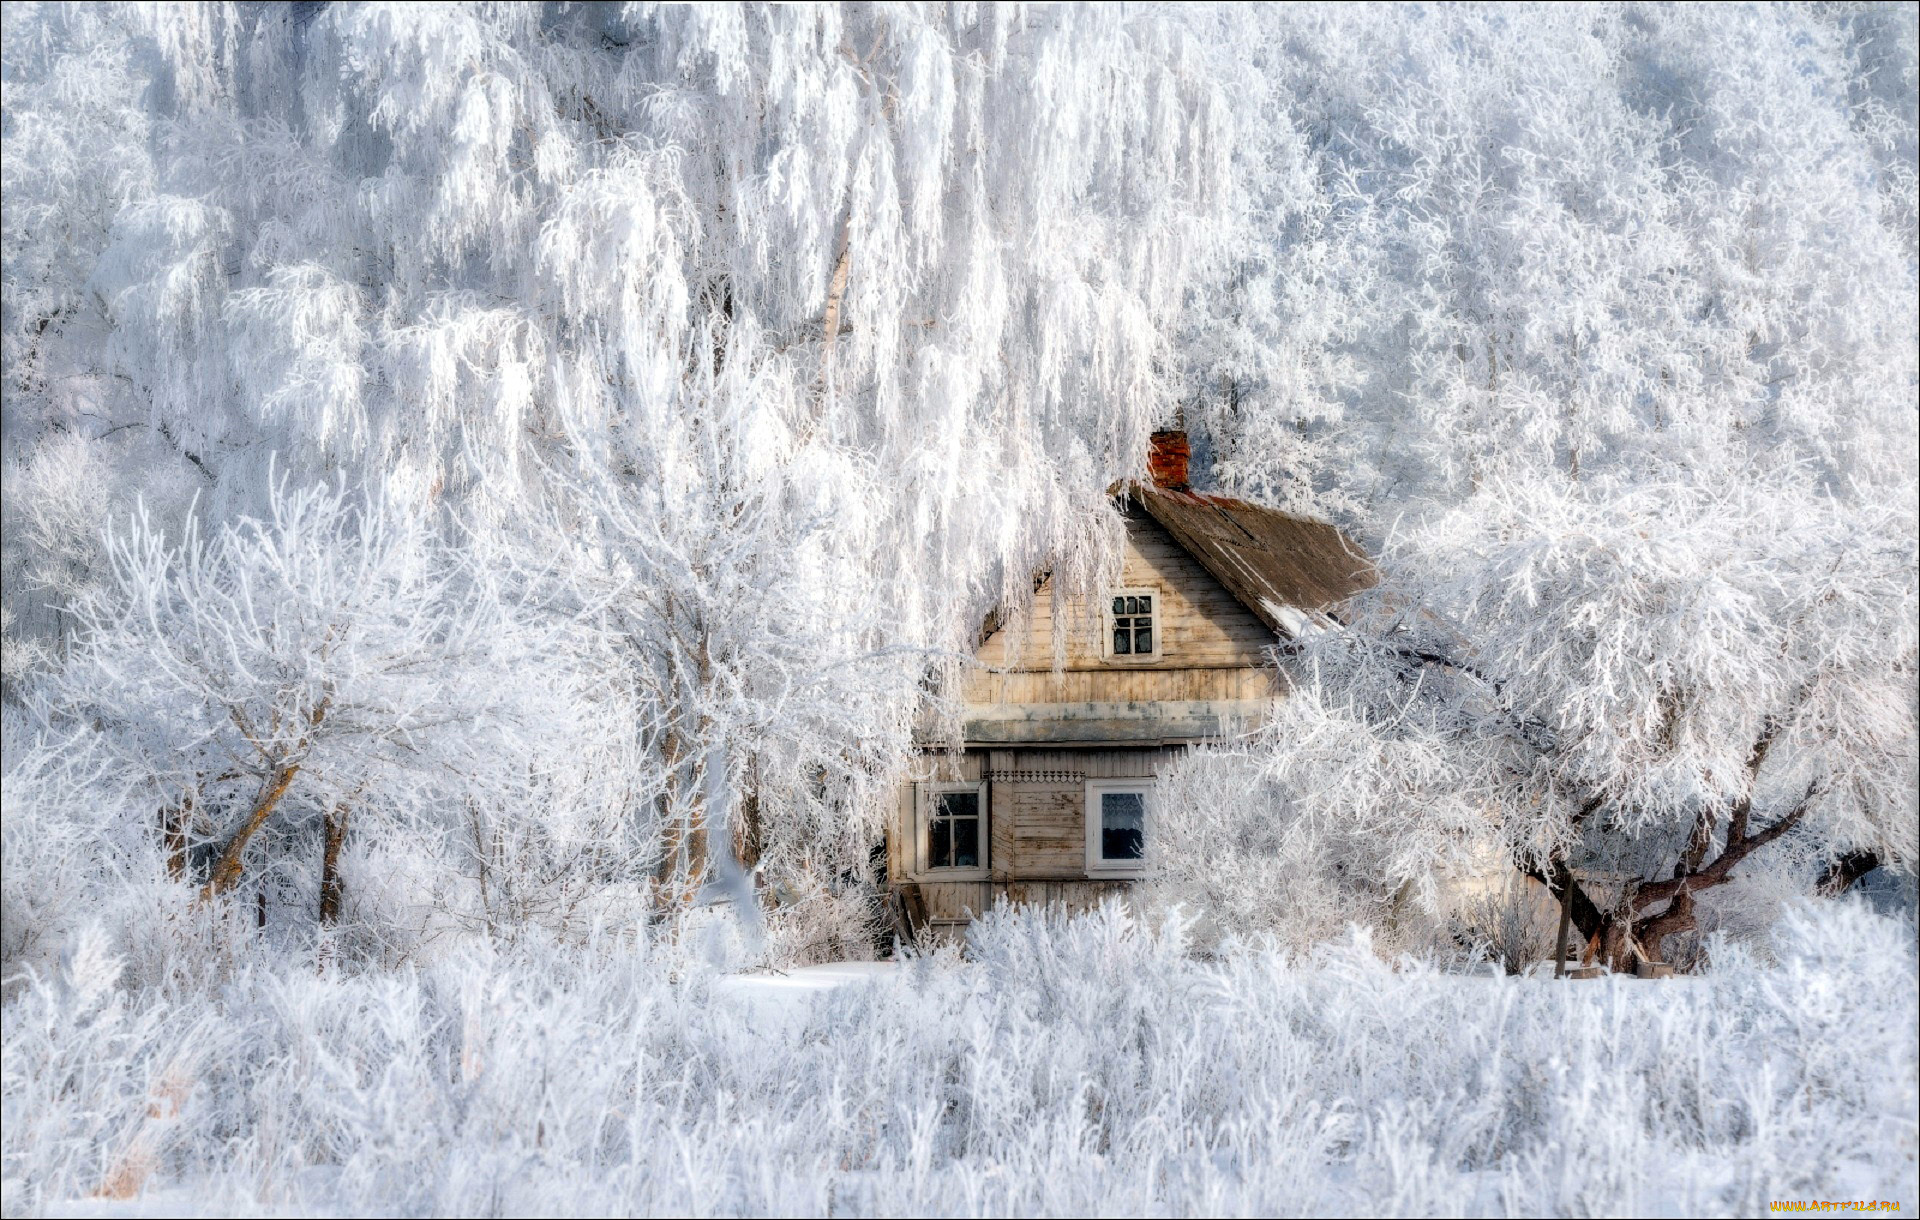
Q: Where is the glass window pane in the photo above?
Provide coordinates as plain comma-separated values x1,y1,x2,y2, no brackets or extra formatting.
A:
939,791,978,820
1138,595,1151,612
1101,791,1145,860
952,816,979,868
1113,628,1131,654
1112,596,1125,615
930,817,952,869
1135,626,1152,653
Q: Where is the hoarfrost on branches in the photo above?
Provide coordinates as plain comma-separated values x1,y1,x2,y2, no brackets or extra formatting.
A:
1,3,1916,1213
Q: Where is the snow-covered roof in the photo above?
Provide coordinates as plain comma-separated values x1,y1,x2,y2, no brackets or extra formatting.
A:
1123,481,1376,638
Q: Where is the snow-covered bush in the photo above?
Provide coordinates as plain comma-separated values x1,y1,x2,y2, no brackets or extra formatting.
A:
0,714,152,982
1144,708,1492,957
2,900,1912,1216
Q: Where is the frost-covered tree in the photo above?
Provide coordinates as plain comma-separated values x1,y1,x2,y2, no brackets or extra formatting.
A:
1257,472,1916,969
1161,3,1917,962
1181,4,1917,522
2,2,1238,914
25,478,640,943
3,0,1232,601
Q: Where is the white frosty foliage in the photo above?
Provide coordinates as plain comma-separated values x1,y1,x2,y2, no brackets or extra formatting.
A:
2,902,1914,1217
5,0,1230,635
4,478,644,973
0,5,1915,1212
3,1,1244,934
1145,695,1491,956
1178,4,1918,521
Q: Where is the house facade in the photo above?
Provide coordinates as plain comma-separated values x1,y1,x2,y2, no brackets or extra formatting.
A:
886,432,1377,933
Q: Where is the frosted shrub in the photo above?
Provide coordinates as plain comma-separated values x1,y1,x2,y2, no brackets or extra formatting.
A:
1145,702,1491,957
1450,873,1562,975
0,720,135,978
3,900,1913,1217
0,928,216,1211
758,869,885,967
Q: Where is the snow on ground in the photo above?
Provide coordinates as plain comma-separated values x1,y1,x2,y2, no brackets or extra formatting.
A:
719,961,903,996
715,962,903,1032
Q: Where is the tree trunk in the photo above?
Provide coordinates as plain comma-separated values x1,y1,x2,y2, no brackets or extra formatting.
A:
1528,859,1609,956
161,793,192,880
1817,851,1881,896
1552,881,1573,978
737,771,764,873
319,803,348,924
821,212,852,370
652,723,706,918
200,765,300,901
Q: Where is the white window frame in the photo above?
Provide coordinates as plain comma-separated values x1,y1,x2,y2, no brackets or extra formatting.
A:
1102,585,1163,663
917,780,989,881
1084,778,1153,877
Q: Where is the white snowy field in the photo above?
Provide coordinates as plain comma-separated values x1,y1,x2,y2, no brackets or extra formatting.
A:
4,901,1914,1219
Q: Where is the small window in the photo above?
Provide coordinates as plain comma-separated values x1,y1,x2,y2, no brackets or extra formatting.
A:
930,790,982,869
919,781,988,878
1105,587,1160,661
1085,779,1153,876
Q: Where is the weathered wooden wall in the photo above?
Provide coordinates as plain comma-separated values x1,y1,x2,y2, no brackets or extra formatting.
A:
955,508,1281,747
894,507,1291,925
972,508,1275,679
892,747,1170,924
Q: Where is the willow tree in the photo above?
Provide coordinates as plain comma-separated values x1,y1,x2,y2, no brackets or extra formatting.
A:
3,2,1240,919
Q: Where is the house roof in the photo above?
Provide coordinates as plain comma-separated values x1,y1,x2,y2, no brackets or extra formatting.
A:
1122,481,1377,638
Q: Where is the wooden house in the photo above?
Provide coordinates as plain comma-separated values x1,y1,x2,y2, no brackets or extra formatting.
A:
887,431,1377,933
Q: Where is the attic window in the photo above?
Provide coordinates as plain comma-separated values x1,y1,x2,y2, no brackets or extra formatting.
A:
1107,588,1158,660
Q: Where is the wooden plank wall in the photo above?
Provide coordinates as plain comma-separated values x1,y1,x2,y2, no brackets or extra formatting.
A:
963,664,1278,707
974,509,1276,674
987,746,1158,880
893,748,1171,922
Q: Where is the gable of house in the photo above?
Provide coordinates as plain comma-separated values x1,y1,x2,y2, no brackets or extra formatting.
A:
959,484,1375,746
963,504,1280,745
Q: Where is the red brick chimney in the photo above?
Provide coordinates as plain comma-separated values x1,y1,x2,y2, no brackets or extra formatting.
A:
1148,429,1190,492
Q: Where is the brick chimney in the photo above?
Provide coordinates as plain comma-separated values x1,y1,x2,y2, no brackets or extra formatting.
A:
1148,429,1190,492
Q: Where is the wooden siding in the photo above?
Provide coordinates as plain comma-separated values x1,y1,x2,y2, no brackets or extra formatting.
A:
997,781,1083,877
963,663,1277,706
961,700,1267,746
891,751,984,886
988,748,1162,778
973,509,1276,675
891,748,1168,889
